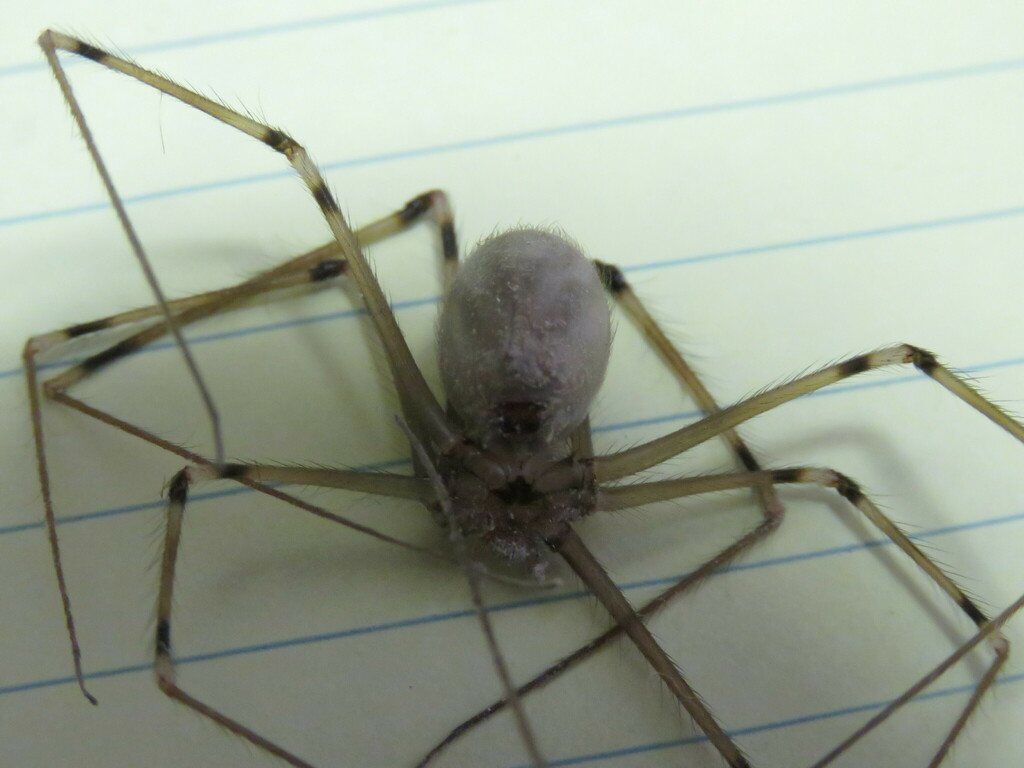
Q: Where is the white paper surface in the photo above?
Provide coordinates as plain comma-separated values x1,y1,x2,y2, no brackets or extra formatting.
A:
2,2,1023,767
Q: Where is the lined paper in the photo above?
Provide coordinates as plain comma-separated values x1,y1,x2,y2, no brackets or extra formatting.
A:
3,2,1023,766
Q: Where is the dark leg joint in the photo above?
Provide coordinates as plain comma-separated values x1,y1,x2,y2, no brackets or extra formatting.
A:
594,260,628,294
734,443,759,471
542,525,571,551
65,317,112,338
908,345,940,376
400,191,458,259
773,468,802,484
219,462,248,480
399,192,434,223
961,599,989,628
311,183,337,214
168,470,190,504
156,619,172,655
441,224,458,261
73,40,107,63
262,128,295,153
833,473,863,504
309,259,346,281
81,336,143,373
838,354,871,377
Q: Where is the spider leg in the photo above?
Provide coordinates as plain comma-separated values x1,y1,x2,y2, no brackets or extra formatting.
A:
399,418,548,767
25,189,457,705
415,518,777,768
155,469,315,768
422,346,1020,764
593,345,1023,481
210,462,430,500
549,525,752,767
595,260,783,520
151,452,535,768
812,591,1024,768
604,466,1018,765
33,188,454,391
27,240,344,360
421,264,785,765
39,29,455,455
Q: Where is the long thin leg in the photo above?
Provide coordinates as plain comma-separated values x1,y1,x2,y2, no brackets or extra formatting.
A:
426,464,1018,766
416,517,782,767
594,259,782,517
34,245,344,395
420,265,787,765
26,190,455,701
589,349,1020,758
37,29,523,762
21,355,97,704
577,307,1020,764
27,239,344,359
600,467,998,631
812,591,1024,768
43,380,454,557
39,29,455,454
600,466,1012,766
34,189,455,392
31,187,455,360
400,418,547,768
155,470,316,768
594,345,1024,481
549,525,751,767
155,452,545,768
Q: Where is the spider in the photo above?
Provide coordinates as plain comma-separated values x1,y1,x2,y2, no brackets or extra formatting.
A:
23,29,1024,768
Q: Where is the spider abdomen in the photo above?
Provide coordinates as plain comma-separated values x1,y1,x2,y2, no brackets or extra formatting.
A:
437,228,611,448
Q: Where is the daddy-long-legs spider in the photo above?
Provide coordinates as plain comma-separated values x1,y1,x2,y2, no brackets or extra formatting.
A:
5,6,1024,767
